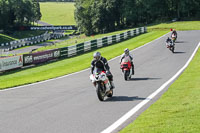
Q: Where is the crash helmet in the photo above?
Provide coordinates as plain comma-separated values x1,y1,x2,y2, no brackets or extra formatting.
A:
124,48,129,56
93,52,101,60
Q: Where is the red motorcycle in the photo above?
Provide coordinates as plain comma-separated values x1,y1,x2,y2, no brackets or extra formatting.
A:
171,33,177,43
120,56,132,80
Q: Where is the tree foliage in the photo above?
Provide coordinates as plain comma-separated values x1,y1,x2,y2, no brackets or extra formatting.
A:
0,0,41,30
75,0,200,35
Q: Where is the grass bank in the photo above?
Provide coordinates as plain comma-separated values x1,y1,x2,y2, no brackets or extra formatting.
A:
0,31,167,89
120,46,200,133
40,2,76,25
0,31,45,44
148,21,200,31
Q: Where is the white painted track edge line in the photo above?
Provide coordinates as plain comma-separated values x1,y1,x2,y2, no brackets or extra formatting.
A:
0,32,169,92
101,42,200,133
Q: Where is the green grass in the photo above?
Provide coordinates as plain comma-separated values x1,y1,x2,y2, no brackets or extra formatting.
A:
40,2,76,25
120,48,200,133
0,31,45,43
148,21,200,31
0,31,167,89
0,34,17,43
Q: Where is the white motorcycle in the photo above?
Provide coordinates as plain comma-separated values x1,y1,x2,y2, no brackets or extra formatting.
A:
166,41,175,53
90,69,113,101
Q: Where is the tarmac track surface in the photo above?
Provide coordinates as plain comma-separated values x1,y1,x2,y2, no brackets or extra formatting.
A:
0,31,199,133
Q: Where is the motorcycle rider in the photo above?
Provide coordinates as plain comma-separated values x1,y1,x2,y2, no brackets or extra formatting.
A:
166,37,172,43
171,29,177,37
166,37,173,47
91,52,115,89
119,48,134,75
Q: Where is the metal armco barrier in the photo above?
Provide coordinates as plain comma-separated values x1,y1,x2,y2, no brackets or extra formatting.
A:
0,31,66,51
60,27,146,58
0,27,146,72
0,32,51,51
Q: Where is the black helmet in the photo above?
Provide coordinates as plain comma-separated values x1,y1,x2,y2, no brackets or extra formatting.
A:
93,52,101,60
124,48,129,55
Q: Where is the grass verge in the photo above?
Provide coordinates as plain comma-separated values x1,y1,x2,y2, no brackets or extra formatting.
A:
120,46,200,132
0,34,17,43
0,31,167,89
0,31,45,44
148,21,200,31
40,2,76,25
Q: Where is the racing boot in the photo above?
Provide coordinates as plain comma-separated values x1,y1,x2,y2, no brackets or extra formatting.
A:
110,81,115,89
132,64,135,75
93,82,96,87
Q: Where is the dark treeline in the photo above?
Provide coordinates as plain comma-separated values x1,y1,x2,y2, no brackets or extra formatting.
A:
38,0,74,2
0,0,41,32
75,0,200,36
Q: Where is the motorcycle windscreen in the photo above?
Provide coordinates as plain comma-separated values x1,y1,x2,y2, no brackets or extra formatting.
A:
122,56,131,63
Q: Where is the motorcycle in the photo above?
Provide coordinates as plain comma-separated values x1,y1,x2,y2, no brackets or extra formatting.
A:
90,69,113,101
120,56,132,81
171,33,177,43
166,41,175,53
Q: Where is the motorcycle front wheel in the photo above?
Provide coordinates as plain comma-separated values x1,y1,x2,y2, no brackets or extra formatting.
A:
124,70,129,81
171,46,175,53
96,82,105,101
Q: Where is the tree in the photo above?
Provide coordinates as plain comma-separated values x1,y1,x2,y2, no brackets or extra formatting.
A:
0,0,41,30
74,0,200,35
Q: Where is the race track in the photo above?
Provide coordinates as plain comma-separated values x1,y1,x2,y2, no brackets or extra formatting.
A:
0,31,199,133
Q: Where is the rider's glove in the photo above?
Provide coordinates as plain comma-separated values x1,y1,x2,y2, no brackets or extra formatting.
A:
106,70,110,75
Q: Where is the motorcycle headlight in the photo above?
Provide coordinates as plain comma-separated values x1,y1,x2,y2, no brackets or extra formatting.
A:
95,75,99,80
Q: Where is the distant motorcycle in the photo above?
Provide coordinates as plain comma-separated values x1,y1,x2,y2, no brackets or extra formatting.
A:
171,33,177,43
120,56,133,80
90,69,113,101
166,41,175,53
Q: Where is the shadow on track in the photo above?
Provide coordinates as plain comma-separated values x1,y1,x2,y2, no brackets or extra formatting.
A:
173,51,186,54
129,77,161,81
105,96,147,102
175,41,187,43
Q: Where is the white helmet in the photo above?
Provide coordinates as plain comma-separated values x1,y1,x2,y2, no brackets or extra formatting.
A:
93,52,101,60
124,48,129,55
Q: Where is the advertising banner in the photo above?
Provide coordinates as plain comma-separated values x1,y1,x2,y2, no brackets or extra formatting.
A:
16,25,77,31
23,49,60,65
0,55,23,72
